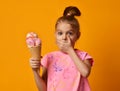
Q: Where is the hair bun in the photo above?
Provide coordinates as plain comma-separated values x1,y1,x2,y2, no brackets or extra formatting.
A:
63,6,81,17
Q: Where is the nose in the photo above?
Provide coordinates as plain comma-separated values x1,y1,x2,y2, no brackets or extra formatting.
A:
62,34,67,40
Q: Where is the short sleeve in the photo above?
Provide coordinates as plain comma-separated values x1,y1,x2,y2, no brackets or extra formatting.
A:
41,54,49,68
77,51,94,66
84,53,94,66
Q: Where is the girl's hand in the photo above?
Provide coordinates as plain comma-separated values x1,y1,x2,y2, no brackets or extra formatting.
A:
56,36,73,53
29,58,40,70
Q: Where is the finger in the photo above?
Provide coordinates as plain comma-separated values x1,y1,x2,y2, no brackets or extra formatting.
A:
31,66,40,69
30,58,40,61
56,39,63,43
30,62,40,68
29,60,40,67
67,35,71,43
29,59,40,64
30,58,40,62
56,40,63,47
31,63,40,66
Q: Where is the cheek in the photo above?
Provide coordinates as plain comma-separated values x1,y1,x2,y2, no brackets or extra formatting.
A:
70,36,77,42
55,35,61,41
70,37,78,46
71,39,77,44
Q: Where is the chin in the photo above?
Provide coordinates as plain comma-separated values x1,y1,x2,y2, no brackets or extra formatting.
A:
60,50,68,54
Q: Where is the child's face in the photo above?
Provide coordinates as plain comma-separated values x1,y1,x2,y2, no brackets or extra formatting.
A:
55,22,78,47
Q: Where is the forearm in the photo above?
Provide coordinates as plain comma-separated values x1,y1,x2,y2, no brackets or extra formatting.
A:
68,48,91,77
32,70,47,91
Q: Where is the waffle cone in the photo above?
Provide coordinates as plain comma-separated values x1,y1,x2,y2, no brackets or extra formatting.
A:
29,45,41,60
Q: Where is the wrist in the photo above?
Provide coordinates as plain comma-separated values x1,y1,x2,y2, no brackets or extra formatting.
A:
32,68,40,73
67,47,75,55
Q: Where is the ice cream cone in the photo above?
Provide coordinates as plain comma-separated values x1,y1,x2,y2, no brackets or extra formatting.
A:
29,45,41,73
26,32,41,73
29,45,41,60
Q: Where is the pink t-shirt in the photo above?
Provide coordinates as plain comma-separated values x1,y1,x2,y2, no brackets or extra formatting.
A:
41,49,93,91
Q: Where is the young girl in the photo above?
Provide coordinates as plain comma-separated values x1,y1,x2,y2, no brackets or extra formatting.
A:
30,6,93,91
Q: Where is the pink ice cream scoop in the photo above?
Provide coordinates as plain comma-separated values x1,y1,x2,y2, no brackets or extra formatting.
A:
26,32,41,48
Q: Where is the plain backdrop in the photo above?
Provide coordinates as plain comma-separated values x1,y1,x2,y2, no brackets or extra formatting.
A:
0,0,120,91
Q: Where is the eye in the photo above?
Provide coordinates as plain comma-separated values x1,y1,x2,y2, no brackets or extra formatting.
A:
67,31,73,35
57,32,63,35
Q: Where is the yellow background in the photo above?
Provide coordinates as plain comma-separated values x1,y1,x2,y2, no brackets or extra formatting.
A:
0,0,120,91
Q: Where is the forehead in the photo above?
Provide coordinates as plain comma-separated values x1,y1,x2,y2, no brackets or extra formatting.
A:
56,22,73,31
